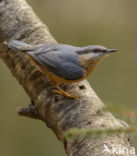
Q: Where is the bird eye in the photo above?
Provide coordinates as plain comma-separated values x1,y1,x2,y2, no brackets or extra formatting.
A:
93,49,107,53
93,49,100,53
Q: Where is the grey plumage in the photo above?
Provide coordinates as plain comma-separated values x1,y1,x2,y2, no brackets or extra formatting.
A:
6,40,84,80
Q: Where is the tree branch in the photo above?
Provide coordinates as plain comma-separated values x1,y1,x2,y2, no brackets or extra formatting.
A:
0,0,135,155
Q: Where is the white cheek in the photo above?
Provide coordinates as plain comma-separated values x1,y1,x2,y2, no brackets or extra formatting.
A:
91,52,104,58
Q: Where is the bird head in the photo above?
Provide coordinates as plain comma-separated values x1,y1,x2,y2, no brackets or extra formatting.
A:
76,45,117,75
77,45,117,60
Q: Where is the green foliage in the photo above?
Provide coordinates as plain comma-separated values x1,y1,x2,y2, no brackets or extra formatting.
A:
65,127,137,142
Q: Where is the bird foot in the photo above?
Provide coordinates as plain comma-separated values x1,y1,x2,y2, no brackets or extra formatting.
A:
52,89,78,99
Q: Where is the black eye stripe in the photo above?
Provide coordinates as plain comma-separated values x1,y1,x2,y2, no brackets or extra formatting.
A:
93,49,107,53
76,48,107,54
76,50,91,55
93,49,100,53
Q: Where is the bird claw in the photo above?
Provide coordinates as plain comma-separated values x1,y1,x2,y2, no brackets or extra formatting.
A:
52,89,78,99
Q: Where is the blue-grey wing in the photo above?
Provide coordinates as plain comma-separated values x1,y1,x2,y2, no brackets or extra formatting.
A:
29,46,84,80
6,40,84,80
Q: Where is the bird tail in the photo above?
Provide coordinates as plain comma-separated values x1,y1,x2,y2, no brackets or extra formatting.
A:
4,40,34,51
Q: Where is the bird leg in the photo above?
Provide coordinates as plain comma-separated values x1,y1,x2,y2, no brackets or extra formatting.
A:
52,84,78,99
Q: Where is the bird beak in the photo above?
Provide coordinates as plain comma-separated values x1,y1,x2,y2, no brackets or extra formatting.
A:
107,49,117,53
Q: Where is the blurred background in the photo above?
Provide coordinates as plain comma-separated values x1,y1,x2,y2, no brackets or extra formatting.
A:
0,0,137,155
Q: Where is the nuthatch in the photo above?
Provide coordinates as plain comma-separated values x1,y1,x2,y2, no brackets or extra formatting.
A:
6,40,117,98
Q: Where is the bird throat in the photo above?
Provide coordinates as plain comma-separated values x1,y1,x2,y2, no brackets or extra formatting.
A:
78,55,103,78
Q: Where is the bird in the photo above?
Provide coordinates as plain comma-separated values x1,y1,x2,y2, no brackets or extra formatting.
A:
5,40,117,98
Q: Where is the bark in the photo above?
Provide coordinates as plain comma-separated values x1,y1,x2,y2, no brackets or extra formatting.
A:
0,0,135,155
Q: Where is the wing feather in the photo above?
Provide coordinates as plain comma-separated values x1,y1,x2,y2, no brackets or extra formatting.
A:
29,45,84,80
6,41,84,80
